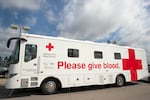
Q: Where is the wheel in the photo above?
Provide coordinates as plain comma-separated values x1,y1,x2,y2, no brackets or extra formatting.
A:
116,75,125,87
41,79,57,94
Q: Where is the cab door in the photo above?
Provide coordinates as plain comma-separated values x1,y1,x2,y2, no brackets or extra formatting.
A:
21,43,39,76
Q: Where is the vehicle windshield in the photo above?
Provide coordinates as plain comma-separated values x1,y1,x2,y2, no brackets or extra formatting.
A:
9,40,20,64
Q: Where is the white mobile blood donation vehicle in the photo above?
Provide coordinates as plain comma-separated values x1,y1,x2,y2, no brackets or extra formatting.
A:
6,33,149,94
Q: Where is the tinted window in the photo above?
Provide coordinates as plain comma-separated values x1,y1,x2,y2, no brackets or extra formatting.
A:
114,53,121,59
94,51,103,59
68,49,79,57
24,44,37,62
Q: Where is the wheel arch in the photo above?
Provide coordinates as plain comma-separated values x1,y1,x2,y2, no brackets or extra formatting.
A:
116,73,126,82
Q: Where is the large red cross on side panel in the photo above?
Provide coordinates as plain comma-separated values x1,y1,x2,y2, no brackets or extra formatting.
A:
46,43,54,51
122,49,142,81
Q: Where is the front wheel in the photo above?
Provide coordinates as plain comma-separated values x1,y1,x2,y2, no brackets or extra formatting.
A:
116,75,125,87
41,79,57,95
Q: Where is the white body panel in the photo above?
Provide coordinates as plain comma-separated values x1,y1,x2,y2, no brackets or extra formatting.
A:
6,33,149,89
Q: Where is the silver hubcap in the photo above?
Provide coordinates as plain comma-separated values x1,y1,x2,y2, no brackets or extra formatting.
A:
117,76,123,86
45,81,56,93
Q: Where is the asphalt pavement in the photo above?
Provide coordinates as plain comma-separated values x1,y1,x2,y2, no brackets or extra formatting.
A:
0,78,150,100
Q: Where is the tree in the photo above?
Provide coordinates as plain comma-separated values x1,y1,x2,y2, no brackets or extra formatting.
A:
4,57,8,62
2,57,9,67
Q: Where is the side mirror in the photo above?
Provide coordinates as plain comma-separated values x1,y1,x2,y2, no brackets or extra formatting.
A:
7,38,27,48
7,39,11,48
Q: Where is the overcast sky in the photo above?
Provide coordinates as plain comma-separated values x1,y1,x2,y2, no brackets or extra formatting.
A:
0,0,150,63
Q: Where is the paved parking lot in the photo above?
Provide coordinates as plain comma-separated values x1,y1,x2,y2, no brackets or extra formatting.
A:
0,78,150,100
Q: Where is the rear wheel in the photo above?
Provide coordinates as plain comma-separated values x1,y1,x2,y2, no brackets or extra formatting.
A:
41,79,57,95
116,75,125,87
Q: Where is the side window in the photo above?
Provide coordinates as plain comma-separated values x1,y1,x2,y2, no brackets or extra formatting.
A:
24,44,37,62
114,52,121,59
68,48,79,58
94,51,103,59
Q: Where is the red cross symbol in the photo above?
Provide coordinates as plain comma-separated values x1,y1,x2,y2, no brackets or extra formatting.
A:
46,43,54,51
122,49,142,81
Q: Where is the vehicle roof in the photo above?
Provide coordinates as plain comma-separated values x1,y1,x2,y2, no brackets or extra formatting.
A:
21,33,144,51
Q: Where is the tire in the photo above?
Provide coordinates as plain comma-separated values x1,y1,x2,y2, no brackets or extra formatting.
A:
41,79,57,95
116,75,125,87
